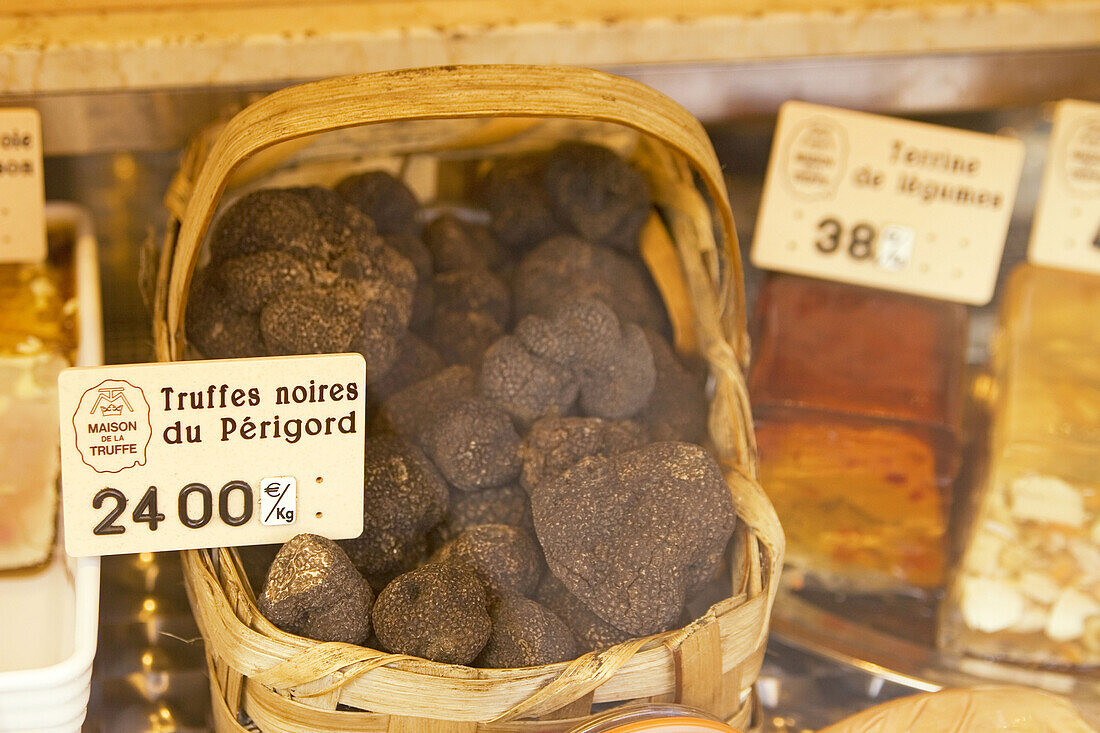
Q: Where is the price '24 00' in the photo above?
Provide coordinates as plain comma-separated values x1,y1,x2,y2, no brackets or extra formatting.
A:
91,481,254,535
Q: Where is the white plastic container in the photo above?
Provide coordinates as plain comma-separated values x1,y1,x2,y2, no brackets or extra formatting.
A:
0,203,102,733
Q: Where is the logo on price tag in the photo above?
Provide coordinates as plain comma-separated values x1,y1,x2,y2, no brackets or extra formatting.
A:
752,102,1025,304
1029,99,1100,275
58,354,366,557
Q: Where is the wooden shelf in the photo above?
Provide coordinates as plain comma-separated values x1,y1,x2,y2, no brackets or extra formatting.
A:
3,0,1100,94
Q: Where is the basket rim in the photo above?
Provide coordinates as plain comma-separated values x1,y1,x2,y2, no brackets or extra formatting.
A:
157,64,746,367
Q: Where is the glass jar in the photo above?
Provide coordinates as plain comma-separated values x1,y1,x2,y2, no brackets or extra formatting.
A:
749,274,968,594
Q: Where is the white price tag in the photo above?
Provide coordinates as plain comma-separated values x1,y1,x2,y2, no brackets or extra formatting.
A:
1029,100,1100,275
59,354,366,557
752,102,1025,304
0,109,45,263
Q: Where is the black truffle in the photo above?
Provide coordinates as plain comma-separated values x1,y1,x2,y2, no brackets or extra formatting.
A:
336,171,420,237
516,298,656,419
368,333,445,402
432,268,511,329
290,184,382,254
422,398,522,492
424,214,506,272
372,563,491,664
432,483,534,547
519,416,647,494
479,335,578,423
215,250,311,314
259,534,373,645
209,189,324,263
377,365,477,444
482,153,562,250
543,142,650,252
186,274,266,358
513,235,667,333
337,434,449,587
531,442,737,635
436,524,542,596
476,593,578,668
640,329,708,444
535,574,634,653
260,284,363,355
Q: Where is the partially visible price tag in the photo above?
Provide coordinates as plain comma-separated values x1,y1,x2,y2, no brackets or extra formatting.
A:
752,102,1025,304
58,354,366,557
0,109,45,264
1029,100,1100,275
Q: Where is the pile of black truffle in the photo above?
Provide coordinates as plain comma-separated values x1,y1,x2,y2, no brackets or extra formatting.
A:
190,142,739,669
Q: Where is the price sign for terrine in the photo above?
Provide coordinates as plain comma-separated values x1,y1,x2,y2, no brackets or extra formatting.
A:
1029,99,1100,275
0,108,45,263
752,101,1025,304
58,354,366,557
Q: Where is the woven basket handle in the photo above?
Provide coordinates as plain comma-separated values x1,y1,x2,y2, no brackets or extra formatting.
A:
163,65,744,360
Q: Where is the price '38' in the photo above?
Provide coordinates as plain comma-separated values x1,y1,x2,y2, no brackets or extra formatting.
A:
91,481,254,535
815,217,878,260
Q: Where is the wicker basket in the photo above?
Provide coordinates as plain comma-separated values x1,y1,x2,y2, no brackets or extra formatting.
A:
154,65,784,733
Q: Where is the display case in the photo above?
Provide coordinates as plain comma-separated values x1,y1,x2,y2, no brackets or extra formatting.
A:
4,2,1100,730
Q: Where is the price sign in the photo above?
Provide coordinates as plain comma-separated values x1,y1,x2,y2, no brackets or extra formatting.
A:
59,354,366,557
752,102,1025,304
1029,99,1100,275
0,109,45,263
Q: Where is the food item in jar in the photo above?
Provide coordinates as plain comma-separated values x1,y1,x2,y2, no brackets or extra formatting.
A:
519,415,647,494
479,335,579,424
421,398,522,491
0,354,67,569
749,274,966,593
258,534,374,644
535,573,634,652
941,266,1100,666
532,442,736,635
516,297,656,420
513,236,667,334
336,434,449,588
372,562,491,664
755,417,944,591
475,593,578,668
434,524,542,596
336,170,420,237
